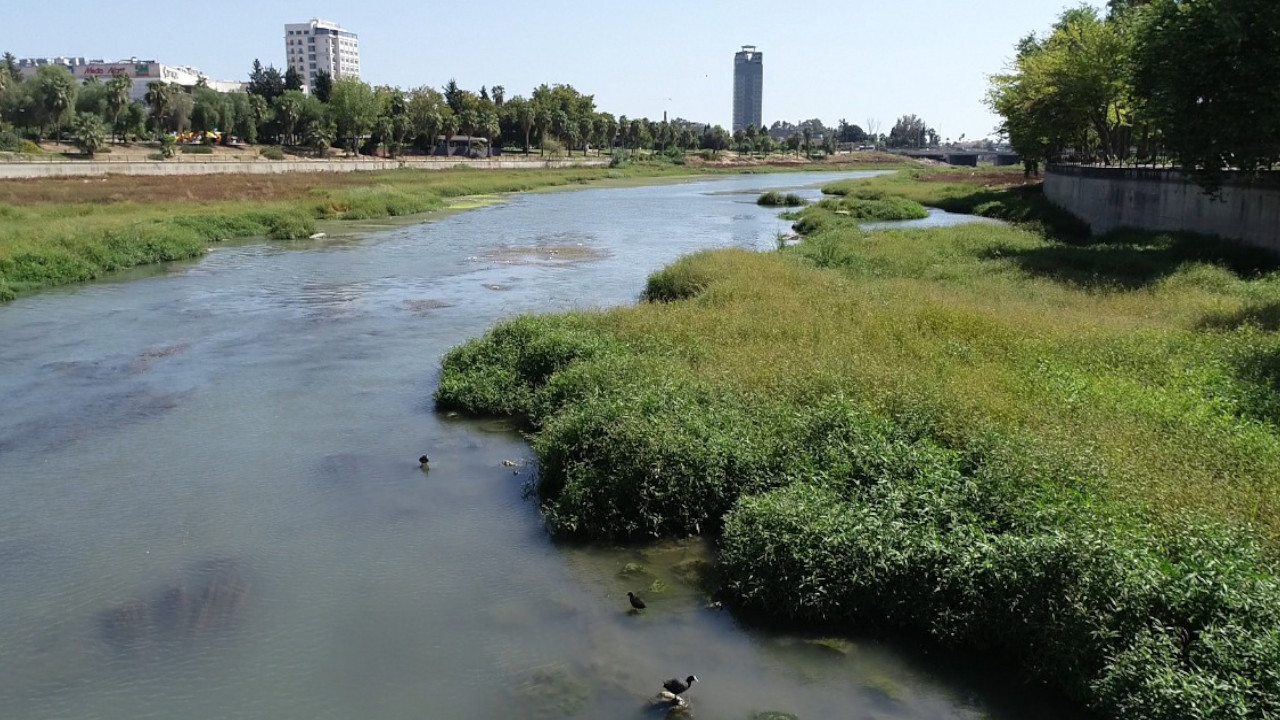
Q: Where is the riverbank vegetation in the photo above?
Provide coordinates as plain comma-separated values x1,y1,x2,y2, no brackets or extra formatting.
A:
437,169,1280,719
0,164,771,301
0,162,916,302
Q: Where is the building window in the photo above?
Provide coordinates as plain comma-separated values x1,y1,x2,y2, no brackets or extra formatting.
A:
310,63,316,69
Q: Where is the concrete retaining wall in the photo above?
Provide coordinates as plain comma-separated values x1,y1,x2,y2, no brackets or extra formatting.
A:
0,157,610,179
1044,165,1280,252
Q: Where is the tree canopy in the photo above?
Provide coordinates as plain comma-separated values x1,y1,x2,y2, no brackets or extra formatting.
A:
989,0,1280,189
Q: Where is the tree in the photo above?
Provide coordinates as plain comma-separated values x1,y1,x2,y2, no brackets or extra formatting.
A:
33,65,76,142
247,60,285,103
106,75,132,144
284,66,304,92
191,87,225,134
144,81,172,137
1132,0,1280,190
303,116,334,157
702,125,730,156
482,110,500,157
440,112,459,155
987,7,1137,166
329,77,377,154
491,85,505,107
443,78,464,114
274,90,305,145
837,119,867,144
887,114,933,148
312,70,333,103
71,112,107,155
508,96,534,154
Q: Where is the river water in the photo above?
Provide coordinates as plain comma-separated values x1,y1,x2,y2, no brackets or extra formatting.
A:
0,172,1061,720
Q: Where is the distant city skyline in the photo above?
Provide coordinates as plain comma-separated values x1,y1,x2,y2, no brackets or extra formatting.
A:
0,0,1106,139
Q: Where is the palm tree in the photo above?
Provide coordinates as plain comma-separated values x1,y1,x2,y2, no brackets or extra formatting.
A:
441,112,458,156
491,85,505,107
516,101,534,155
144,81,174,139
577,116,593,156
802,127,813,158
423,110,442,154
106,76,133,145
36,68,75,143
275,92,303,146
482,111,500,157
72,112,107,156
552,110,570,153
535,106,552,156
459,108,479,154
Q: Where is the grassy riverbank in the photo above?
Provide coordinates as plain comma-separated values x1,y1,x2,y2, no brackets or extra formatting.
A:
0,159,906,302
436,169,1280,719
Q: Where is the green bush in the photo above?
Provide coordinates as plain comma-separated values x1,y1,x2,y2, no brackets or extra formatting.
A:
260,146,286,160
0,130,23,153
642,253,714,302
263,211,316,239
721,479,1280,720
757,191,807,207
19,139,43,154
180,145,214,155
436,314,621,421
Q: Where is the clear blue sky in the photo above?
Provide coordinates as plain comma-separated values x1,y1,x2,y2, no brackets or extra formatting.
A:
2,0,1102,140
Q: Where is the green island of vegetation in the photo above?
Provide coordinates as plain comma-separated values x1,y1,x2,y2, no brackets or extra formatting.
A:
436,166,1280,719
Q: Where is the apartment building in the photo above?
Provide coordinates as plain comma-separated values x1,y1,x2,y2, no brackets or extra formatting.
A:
284,19,360,92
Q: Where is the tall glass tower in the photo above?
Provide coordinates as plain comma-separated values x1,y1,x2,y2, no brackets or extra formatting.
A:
733,46,763,133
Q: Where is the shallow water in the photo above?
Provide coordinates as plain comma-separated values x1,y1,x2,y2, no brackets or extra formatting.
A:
0,172,1067,720
861,207,1004,231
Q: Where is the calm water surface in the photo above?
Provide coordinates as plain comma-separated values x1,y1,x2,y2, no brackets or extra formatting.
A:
0,173,1061,720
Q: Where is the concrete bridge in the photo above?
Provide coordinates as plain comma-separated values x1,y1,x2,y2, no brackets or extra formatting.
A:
892,149,1022,167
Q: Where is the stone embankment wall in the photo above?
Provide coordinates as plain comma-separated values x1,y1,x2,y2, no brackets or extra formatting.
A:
1044,165,1280,252
0,157,610,180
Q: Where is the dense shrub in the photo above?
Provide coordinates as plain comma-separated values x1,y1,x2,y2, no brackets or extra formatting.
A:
260,146,286,160
721,481,1280,720
263,211,316,239
436,314,621,420
180,145,214,155
757,191,807,207
642,253,714,302
0,130,23,153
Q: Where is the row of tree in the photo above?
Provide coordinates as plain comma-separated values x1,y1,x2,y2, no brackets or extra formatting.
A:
987,0,1280,189
1,52,946,161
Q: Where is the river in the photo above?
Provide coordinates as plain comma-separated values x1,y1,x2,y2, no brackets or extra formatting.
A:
0,172,1064,720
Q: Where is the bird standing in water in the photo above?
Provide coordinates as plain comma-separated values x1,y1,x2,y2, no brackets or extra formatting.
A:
662,675,698,704
627,591,647,612
418,455,430,471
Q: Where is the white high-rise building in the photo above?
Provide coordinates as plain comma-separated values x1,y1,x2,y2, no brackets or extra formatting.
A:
284,19,360,92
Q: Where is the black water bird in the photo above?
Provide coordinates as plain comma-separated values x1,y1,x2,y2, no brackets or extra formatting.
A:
418,455,430,470
627,591,647,611
663,675,698,698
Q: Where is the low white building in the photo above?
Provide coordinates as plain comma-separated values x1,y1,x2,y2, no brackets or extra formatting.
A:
16,57,246,101
284,19,360,93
